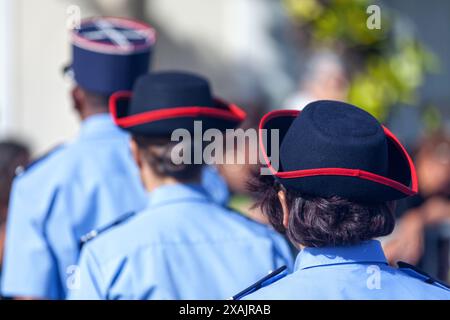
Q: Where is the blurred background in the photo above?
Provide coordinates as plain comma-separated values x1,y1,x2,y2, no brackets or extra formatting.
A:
0,0,449,281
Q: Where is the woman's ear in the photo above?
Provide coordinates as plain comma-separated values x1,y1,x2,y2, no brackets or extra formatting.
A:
71,86,86,114
278,189,290,229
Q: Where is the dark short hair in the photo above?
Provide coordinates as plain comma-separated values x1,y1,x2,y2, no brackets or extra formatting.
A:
0,141,30,222
250,174,395,248
133,135,203,183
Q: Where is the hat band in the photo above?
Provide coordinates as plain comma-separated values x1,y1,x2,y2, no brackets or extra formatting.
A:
275,168,416,196
110,91,246,128
259,109,418,196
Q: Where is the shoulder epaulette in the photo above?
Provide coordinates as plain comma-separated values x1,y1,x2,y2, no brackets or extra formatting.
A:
231,265,288,300
17,144,64,176
398,261,450,291
79,211,136,249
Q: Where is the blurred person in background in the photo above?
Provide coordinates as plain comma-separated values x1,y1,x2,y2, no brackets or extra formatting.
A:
69,72,293,300
1,17,155,300
283,51,349,110
218,105,269,225
0,141,30,280
383,131,450,273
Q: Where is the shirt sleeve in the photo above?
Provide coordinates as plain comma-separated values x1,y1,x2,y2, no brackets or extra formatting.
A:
1,177,61,299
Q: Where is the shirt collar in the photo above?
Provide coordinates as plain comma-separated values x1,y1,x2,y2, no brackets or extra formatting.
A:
79,113,126,139
147,183,211,208
294,240,388,271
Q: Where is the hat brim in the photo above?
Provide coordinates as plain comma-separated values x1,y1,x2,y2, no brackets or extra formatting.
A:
259,110,418,202
109,91,246,136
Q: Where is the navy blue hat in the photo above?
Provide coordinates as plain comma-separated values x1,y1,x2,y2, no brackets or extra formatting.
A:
67,17,156,95
110,71,246,136
259,100,418,203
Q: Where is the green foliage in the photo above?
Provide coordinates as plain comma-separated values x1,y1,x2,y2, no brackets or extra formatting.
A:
422,104,443,132
284,0,437,120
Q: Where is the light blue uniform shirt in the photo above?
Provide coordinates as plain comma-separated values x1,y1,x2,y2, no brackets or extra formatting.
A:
243,240,450,300
201,166,229,206
68,184,293,300
0,114,148,299
0,115,229,300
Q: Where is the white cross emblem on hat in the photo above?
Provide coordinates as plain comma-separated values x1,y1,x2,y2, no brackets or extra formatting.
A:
82,19,149,50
